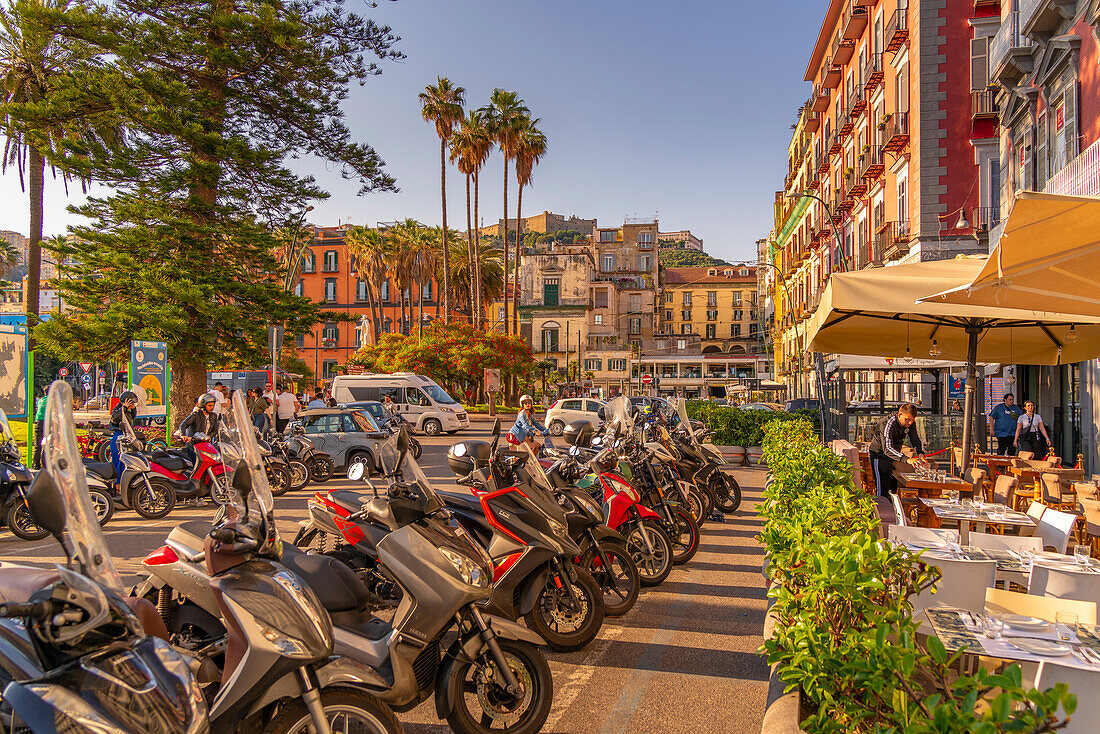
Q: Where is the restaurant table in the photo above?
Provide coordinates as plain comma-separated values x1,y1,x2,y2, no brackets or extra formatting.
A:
926,608,1100,672
917,546,1100,588
1009,465,1086,508
971,453,1015,483
894,472,974,526
919,497,1037,543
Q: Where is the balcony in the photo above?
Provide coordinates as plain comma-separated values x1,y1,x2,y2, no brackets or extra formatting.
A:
846,167,867,199
860,144,885,182
971,89,999,119
876,221,911,261
990,11,1036,84
885,2,909,54
1045,137,1100,197
827,133,843,157
838,110,854,138
321,263,338,273
863,53,884,94
822,56,842,89
847,86,867,120
831,32,855,66
812,85,831,113
842,3,868,40
882,112,909,153
1020,0,1077,38
814,152,830,181
805,113,820,132
973,206,1002,235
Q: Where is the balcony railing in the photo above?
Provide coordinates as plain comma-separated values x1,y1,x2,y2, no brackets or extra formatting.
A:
846,85,867,120
973,206,1002,234
859,144,885,181
822,55,842,89
842,2,869,40
885,2,909,54
831,30,855,66
812,84,831,112
990,11,1036,83
876,221,911,261
882,111,910,153
1044,137,1100,197
863,53,884,93
1020,0,1070,36
971,89,999,118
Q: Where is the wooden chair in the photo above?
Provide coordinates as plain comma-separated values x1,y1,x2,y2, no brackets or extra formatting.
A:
1017,450,1035,460
1034,663,1100,734
1040,473,1079,512
991,474,1018,506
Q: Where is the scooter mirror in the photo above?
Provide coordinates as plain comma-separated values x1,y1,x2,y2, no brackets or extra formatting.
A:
25,470,67,543
346,461,365,481
231,459,253,499
490,418,501,453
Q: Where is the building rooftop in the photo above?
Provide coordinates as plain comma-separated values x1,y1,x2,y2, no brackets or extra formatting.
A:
662,266,757,285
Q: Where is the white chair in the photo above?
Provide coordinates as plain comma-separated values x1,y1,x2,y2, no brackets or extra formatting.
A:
967,533,1043,554
1037,507,1078,554
1018,501,1047,537
985,588,1097,624
1029,561,1100,604
889,491,907,527
1034,662,1100,734
888,526,959,548
910,557,997,636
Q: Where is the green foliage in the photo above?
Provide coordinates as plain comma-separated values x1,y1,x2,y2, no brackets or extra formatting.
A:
684,400,812,446
658,248,730,268
534,229,585,245
758,419,1074,732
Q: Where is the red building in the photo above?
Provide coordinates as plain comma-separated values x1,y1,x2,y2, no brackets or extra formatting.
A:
292,226,445,383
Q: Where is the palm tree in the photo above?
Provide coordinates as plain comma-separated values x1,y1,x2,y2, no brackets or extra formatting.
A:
512,117,547,334
419,77,465,324
449,110,491,326
481,89,528,335
0,0,107,344
345,225,389,345
386,219,421,335
413,226,440,339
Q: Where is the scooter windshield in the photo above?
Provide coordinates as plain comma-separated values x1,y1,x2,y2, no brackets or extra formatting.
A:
520,441,554,493
377,430,441,505
42,381,124,594
222,391,277,542
0,408,13,445
675,398,698,446
606,396,634,437
119,405,141,448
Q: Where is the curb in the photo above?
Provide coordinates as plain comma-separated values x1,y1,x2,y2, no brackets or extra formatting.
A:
761,600,808,734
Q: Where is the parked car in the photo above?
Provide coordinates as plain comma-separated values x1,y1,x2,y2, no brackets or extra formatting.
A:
740,402,780,411
784,398,824,413
629,395,676,419
330,372,469,435
293,408,390,470
341,400,391,427
80,395,109,411
545,397,606,436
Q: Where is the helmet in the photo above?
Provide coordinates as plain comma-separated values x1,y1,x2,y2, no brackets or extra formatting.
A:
519,394,534,406
199,394,217,409
119,391,137,404
447,441,492,476
563,420,593,448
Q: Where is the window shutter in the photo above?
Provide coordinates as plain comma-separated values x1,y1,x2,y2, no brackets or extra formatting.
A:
1064,81,1078,161
1037,113,1048,190
970,37,988,92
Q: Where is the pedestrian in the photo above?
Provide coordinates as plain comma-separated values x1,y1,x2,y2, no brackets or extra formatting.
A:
987,393,1023,456
206,381,227,415
867,403,927,497
275,384,298,433
248,388,268,432
32,385,48,469
1014,400,1052,458
109,391,139,488
307,389,327,410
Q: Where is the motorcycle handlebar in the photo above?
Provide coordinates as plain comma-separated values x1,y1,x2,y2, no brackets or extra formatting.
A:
0,600,52,621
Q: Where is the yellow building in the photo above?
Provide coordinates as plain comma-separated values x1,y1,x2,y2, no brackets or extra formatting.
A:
658,266,763,357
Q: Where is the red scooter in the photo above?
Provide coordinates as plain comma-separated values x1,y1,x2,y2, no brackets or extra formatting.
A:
557,422,674,587
147,432,232,505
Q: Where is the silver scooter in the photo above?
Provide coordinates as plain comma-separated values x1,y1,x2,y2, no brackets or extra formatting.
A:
138,427,555,734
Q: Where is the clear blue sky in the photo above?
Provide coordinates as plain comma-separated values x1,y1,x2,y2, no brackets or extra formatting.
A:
0,0,826,263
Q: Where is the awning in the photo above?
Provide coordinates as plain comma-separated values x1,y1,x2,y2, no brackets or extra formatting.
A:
825,355,995,371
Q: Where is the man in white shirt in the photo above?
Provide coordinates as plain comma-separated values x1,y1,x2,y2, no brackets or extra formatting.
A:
262,381,276,426
206,382,228,415
275,384,299,433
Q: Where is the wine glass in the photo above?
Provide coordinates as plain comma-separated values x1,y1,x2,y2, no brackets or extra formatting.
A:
1075,544,1092,566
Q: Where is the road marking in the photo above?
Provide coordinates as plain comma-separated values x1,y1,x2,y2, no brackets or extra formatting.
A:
544,624,623,730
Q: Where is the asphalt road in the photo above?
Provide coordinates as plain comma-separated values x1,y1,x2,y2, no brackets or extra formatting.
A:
0,427,770,733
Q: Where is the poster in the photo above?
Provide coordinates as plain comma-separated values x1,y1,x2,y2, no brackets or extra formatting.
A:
131,340,167,416
0,325,27,417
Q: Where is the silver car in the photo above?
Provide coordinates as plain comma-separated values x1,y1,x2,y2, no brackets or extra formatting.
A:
295,408,389,470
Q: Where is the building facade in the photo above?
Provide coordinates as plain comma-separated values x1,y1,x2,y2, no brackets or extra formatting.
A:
771,0,995,397
659,266,763,356
656,229,704,250
477,211,596,240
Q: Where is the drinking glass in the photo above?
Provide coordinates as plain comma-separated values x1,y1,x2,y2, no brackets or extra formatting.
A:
1056,611,1078,641
1075,544,1092,566
1020,549,1035,571
983,612,1005,639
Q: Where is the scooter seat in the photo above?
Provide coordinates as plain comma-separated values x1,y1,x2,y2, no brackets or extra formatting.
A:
152,455,189,472
436,489,483,513
0,562,60,603
327,489,374,515
83,461,117,480
279,544,373,613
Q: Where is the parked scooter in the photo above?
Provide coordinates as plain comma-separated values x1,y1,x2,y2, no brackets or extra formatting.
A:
139,391,403,734
0,380,209,733
670,398,742,512
266,429,312,490
140,423,553,734
149,432,233,506
82,408,177,519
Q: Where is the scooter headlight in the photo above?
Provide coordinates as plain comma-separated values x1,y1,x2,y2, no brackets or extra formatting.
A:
258,624,312,658
439,547,489,588
547,517,569,541
572,492,604,522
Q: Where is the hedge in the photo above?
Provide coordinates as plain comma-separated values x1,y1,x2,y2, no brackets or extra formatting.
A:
760,419,1074,733
684,400,819,447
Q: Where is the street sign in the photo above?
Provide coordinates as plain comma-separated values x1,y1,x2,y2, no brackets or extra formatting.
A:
484,368,501,393
641,374,653,385
98,370,106,378
81,374,92,386
79,362,93,374
58,367,68,377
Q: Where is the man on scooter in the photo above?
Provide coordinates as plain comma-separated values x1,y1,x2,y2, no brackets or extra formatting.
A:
173,394,222,464
109,391,139,485
509,394,549,452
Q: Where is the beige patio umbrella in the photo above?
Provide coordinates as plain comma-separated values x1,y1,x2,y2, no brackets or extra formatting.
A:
924,192,1100,318
806,257,1100,467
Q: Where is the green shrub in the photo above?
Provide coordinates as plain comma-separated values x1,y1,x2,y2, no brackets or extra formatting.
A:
684,400,816,446
759,419,1074,733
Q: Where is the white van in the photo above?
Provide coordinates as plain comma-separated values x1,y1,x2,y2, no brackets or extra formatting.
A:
330,373,470,435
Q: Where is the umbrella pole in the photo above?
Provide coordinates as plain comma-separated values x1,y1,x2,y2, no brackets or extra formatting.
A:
960,326,980,474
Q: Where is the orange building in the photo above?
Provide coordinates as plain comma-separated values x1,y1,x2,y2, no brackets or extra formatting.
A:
292,226,451,383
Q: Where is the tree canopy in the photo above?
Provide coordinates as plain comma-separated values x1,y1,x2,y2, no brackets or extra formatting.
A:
659,248,730,268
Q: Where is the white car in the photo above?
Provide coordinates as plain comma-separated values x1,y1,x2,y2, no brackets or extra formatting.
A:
545,397,606,436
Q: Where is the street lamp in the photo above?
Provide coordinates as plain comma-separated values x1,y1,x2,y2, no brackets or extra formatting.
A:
274,205,314,389
785,191,851,273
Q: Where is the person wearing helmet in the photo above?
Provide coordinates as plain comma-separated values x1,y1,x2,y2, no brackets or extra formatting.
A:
108,390,140,485
173,393,222,465
509,394,549,451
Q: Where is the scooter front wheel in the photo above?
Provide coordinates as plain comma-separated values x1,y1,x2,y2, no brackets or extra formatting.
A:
263,688,402,734
6,502,48,541
524,567,604,652
208,474,233,506
446,639,553,734
89,487,115,527
625,519,673,586
130,478,176,519
309,456,335,483
287,459,310,490
712,472,742,513
580,541,639,617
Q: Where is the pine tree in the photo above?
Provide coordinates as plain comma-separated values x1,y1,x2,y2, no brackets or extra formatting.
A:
34,0,401,420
